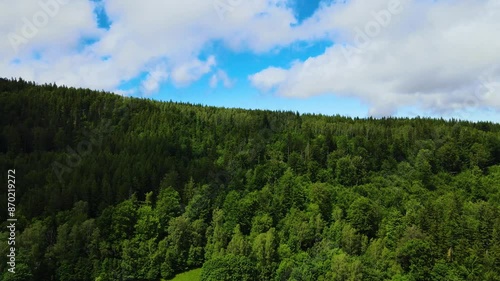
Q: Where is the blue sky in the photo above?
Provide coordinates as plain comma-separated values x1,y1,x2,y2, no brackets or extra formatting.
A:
1,0,499,122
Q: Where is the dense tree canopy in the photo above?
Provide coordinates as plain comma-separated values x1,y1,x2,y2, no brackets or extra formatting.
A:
0,77,499,280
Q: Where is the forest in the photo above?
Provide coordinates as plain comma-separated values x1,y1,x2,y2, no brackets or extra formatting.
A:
0,77,499,281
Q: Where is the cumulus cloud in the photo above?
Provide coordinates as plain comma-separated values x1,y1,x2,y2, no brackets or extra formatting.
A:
0,0,326,94
249,67,288,91
141,64,169,94
1,0,101,57
210,69,234,88
249,0,500,116
171,56,216,86
1,0,499,117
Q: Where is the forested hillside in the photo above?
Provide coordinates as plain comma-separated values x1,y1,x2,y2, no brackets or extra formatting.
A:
1,77,500,281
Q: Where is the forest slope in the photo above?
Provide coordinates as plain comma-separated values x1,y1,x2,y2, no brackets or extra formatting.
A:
0,78,499,280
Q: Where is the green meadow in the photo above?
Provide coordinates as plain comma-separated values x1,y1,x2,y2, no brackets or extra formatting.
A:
166,268,201,281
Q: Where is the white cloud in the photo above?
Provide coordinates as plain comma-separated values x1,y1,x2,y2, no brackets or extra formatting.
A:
0,0,319,93
209,74,218,88
249,67,288,91
249,0,500,116
210,69,233,88
1,0,101,57
171,56,216,86
114,88,135,96
1,0,499,118
141,64,169,94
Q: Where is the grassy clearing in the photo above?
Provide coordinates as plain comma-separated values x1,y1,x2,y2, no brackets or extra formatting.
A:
165,268,202,281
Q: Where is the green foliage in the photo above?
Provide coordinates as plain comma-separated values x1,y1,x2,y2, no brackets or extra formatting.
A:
0,78,499,280
326,250,363,281
200,254,257,281
347,197,380,238
251,228,278,280
336,156,366,186
396,238,435,280
155,186,181,235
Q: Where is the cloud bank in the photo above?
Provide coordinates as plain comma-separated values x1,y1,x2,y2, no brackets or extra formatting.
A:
1,0,499,117
250,0,500,116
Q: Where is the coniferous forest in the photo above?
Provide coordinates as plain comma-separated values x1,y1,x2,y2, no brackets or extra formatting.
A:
1,77,500,281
